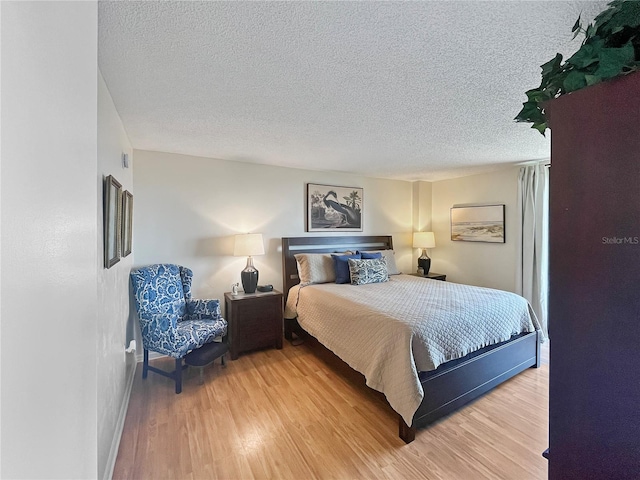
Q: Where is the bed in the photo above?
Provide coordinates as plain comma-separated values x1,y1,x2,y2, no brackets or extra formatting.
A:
282,235,542,443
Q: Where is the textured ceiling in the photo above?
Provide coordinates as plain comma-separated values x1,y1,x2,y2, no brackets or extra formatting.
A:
98,1,607,181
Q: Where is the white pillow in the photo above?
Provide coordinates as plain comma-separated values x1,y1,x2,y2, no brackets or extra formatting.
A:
360,249,401,275
294,253,336,284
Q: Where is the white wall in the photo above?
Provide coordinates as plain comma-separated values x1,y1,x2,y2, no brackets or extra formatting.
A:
133,150,414,310
1,3,98,478
97,72,135,480
411,180,433,273
431,167,520,292
412,180,433,233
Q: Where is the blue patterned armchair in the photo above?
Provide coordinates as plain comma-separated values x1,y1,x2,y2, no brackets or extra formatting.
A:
131,264,227,393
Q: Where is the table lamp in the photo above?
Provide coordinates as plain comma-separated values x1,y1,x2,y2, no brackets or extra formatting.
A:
234,233,265,294
413,232,436,275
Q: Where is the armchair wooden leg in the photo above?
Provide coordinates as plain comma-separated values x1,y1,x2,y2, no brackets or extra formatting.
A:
175,358,183,394
142,349,149,379
221,354,226,368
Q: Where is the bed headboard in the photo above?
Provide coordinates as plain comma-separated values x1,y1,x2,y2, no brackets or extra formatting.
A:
281,235,394,300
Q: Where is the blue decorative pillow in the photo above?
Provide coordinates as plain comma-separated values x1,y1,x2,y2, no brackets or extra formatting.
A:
347,257,389,285
332,253,361,284
359,251,382,260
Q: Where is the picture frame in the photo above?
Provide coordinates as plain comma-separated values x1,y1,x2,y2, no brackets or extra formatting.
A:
121,190,133,257
104,175,122,268
451,204,505,243
307,183,363,232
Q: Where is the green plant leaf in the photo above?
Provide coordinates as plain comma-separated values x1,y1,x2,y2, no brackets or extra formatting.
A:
515,101,542,123
531,122,548,136
567,39,604,68
525,88,555,102
612,1,640,29
563,70,587,92
540,53,563,77
594,42,635,78
572,15,581,33
517,0,640,135
594,2,617,30
596,0,640,35
571,16,583,40
585,74,602,86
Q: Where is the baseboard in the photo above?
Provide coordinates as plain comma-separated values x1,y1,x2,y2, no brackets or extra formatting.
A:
103,360,136,480
135,350,165,363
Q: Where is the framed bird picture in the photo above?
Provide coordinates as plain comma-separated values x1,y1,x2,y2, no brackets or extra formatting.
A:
307,183,363,232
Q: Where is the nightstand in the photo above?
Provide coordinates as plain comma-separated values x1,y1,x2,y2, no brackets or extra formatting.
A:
410,272,446,281
224,290,284,360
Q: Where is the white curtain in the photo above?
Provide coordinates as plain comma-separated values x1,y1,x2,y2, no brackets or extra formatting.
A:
516,164,549,340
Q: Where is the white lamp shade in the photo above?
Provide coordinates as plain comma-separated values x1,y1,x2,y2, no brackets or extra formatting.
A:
234,233,265,256
413,231,436,249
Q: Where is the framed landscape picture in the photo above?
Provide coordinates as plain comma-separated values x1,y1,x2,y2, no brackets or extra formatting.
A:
121,190,133,257
451,204,505,243
307,183,363,232
104,175,122,268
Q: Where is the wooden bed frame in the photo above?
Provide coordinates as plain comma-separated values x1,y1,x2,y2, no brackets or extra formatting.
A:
281,235,541,443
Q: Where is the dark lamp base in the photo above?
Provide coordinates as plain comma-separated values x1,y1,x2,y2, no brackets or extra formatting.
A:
418,257,431,275
241,269,259,294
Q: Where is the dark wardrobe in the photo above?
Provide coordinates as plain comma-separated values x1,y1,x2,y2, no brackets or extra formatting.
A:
546,72,640,479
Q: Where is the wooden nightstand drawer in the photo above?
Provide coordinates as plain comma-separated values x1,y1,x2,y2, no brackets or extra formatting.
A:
224,291,283,360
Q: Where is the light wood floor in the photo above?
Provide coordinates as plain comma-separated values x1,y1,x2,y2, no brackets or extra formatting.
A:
114,339,549,480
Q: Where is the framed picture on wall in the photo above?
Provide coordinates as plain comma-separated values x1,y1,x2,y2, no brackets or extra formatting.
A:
450,204,505,243
104,175,122,268
307,183,363,232
121,190,133,257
